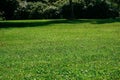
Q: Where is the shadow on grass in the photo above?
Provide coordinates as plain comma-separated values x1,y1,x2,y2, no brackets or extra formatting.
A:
0,19,120,28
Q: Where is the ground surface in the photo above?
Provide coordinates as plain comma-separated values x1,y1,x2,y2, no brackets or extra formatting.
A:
0,19,120,80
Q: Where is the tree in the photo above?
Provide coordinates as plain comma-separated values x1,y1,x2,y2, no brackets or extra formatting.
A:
0,0,19,20
110,0,120,16
69,0,74,19
111,0,120,9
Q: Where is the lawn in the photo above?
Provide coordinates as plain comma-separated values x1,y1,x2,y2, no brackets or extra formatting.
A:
0,19,120,80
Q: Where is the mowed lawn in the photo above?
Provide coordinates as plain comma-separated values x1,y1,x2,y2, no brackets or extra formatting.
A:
0,19,120,80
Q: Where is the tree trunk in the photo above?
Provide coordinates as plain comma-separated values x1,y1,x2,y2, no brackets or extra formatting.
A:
69,0,74,19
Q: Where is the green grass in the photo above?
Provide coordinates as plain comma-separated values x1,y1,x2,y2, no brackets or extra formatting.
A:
0,19,120,80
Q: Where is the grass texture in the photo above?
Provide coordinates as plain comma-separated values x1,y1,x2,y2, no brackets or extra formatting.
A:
0,19,120,80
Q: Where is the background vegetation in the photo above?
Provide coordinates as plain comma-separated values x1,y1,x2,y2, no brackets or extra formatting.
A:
0,0,120,20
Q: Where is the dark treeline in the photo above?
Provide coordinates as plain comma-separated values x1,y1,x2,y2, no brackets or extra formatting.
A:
0,0,120,20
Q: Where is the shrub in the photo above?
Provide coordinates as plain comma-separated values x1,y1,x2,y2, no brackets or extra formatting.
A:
14,2,48,19
14,7,29,20
43,6,60,19
27,2,47,19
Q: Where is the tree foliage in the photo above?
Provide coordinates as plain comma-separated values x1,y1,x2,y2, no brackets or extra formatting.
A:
0,0,19,20
0,0,120,20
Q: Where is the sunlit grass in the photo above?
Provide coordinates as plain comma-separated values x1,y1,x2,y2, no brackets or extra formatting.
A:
0,19,120,80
